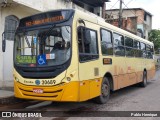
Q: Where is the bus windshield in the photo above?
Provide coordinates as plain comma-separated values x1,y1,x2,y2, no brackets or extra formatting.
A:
14,26,71,67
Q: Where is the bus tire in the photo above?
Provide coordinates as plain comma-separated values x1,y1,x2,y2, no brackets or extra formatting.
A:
139,71,147,87
95,77,110,104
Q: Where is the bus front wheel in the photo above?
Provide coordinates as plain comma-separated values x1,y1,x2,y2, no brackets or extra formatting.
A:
95,77,110,104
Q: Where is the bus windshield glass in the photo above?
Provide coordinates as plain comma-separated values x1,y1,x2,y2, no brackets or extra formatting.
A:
14,26,71,67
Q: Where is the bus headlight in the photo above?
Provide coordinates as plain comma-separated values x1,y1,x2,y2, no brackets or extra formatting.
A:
66,77,71,81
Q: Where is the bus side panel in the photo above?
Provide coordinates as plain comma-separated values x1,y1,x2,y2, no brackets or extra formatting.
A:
79,78,102,101
112,57,127,89
146,59,156,80
79,80,90,101
137,71,143,83
61,81,79,101
125,58,138,85
112,76,119,90
89,78,102,99
78,64,102,101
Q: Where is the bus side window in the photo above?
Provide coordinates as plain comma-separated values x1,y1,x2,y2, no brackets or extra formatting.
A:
77,26,99,62
78,28,83,53
151,46,154,59
146,45,153,59
113,33,125,56
134,40,141,57
125,37,134,57
140,42,146,58
101,29,113,55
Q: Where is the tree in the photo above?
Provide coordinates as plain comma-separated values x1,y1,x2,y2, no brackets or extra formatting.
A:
148,29,160,54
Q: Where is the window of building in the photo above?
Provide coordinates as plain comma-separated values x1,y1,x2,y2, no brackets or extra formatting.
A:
88,7,94,13
101,29,113,55
144,12,147,21
78,26,99,62
113,33,125,56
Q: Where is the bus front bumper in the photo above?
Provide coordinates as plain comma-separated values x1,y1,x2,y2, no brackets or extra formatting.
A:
14,80,79,101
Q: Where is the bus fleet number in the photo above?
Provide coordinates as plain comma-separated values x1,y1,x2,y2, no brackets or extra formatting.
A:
42,80,56,85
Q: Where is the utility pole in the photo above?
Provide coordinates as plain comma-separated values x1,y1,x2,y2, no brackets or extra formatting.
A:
118,0,123,28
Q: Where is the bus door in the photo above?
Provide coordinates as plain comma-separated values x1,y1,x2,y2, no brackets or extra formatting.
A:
77,20,101,101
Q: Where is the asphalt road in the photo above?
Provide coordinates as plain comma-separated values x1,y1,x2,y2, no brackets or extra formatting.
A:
0,70,160,120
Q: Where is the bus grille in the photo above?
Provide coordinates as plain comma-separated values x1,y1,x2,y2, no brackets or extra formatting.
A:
19,88,62,98
16,82,65,99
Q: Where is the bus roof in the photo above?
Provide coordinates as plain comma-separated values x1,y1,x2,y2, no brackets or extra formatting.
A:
18,9,153,46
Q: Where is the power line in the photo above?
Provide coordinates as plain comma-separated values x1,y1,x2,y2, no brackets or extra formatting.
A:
126,0,135,6
109,0,120,9
106,3,119,9
122,1,144,23
106,0,120,21
106,0,144,25
106,0,130,23
109,0,120,19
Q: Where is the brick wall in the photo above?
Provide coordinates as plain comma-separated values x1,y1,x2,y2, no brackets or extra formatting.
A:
107,17,137,34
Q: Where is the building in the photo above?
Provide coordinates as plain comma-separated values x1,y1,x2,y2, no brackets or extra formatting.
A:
0,0,110,87
106,8,152,39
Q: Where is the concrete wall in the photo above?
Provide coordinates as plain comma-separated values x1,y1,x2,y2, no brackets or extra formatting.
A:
13,0,43,11
42,0,72,11
0,4,39,87
0,7,3,86
107,17,137,34
135,10,144,24
94,7,102,17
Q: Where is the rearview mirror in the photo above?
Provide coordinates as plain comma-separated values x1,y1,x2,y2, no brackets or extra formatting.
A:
2,32,6,52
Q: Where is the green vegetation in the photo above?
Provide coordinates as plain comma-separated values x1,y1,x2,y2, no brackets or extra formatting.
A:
148,29,160,54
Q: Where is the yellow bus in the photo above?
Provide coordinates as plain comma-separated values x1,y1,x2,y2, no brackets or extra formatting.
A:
11,9,155,104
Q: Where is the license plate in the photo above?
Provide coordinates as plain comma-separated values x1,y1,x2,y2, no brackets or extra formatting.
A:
33,88,43,94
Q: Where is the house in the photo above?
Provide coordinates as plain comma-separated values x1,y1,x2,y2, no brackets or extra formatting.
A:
106,8,152,39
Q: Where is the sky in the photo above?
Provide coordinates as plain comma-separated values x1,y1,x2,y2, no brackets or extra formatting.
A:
106,0,160,29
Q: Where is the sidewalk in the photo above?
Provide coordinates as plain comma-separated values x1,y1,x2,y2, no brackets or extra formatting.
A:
0,87,19,105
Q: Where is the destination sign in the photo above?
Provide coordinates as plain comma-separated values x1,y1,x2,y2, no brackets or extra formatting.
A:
19,10,74,27
25,16,64,27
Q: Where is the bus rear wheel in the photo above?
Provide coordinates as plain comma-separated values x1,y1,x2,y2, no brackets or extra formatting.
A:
95,77,110,104
139,71,147,87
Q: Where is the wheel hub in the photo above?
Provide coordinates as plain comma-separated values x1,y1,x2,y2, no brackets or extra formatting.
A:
102,84,109,96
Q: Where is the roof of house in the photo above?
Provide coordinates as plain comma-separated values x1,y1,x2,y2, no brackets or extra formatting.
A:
106,8,153,16
73,0,110,7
